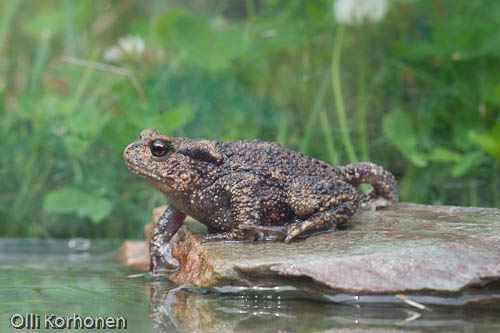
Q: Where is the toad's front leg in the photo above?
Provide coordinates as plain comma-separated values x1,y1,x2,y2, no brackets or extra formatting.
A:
285,177,359,242
150,205,186,273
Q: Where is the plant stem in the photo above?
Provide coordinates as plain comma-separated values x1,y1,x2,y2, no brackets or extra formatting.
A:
357,36,370,161
6,154,36,236
0,0,20,55
493,164,500,207
331,25,358,163
68,49,99,115
400,162,414,202
469,180,478,207
319,110,339,166
63,0,76,57
28,28,51,92
245,0,255,21
277,106,289,146
300,73,330,154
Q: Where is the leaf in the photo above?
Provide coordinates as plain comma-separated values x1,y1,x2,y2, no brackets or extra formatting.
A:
128,19,149,37
125,102,196,135
483,83,500,107
469,128,500,158
424,147,481,178
305,0,329,23
382,110,427,167
68,105,103,136
160,103,196,132
101,117,141,152
64,135,92,156
426,147,462,163
43,188,112,224
127,105,162,129
156,8,187,48
451,151,483,178
156,9,247,71
65,106,109,156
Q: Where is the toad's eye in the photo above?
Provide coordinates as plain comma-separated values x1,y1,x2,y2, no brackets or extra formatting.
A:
149,139,169,159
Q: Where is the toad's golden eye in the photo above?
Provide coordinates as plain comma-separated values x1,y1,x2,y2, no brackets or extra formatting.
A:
149,139,169,158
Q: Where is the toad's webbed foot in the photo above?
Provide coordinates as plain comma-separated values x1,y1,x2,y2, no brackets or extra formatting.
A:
359,188,394,211
151,242,179,273
202,224,288,243
235,224,288,241
202,231,235,243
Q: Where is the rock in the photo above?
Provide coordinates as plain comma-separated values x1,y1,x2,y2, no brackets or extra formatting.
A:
120,203,500,295
114,240,149,270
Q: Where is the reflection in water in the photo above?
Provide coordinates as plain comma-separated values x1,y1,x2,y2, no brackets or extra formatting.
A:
67,238,92,251
1,239,499,332
148,283,500,332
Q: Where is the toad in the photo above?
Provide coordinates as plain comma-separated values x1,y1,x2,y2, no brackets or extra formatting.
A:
124,129,398,272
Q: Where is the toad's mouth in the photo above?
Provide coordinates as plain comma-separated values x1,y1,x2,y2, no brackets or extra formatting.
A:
125,161,176,194
125,161,166,184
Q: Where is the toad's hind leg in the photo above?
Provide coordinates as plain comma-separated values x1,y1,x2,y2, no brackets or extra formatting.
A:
334,162,398,210
286,177,359,242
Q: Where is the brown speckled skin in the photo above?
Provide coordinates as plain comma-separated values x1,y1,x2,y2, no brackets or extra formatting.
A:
124,128,398,272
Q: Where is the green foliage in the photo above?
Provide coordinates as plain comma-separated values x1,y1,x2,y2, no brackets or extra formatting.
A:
383,109,427,167
470,125,500,158
157,9,248,72
1,0,499,239
43,188,112,224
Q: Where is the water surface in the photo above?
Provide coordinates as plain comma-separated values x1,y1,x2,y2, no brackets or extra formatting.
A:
0,239,498,332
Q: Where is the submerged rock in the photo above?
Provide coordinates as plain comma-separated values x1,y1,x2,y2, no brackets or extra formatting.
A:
120,203,500,295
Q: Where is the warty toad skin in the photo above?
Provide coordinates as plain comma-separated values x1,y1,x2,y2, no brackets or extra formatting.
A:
124,129,398,272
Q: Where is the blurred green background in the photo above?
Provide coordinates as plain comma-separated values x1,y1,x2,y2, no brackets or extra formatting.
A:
1,0,499,239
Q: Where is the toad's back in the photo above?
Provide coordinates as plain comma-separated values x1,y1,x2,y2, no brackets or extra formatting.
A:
219,139,336,182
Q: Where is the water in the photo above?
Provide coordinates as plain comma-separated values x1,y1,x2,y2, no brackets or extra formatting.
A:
1,239,499,332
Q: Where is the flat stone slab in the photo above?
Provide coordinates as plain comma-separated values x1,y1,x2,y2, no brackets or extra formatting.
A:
120,203,500,295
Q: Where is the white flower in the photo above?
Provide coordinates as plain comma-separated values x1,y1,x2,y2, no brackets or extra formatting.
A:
103,35,145,62
334,0,389,25
103,45,123,62
118,35,145,56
